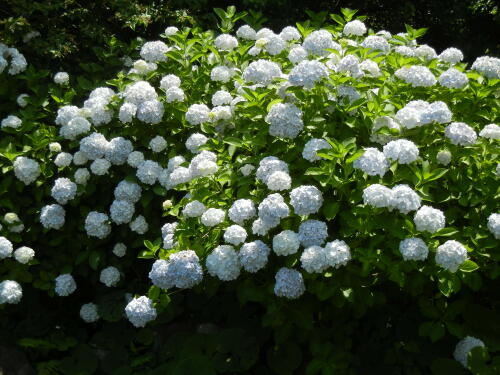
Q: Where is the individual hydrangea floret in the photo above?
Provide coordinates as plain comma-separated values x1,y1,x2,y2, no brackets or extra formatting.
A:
223,225,247,246
265,102,304,139
274,268,305,299
298,220,328,247
0,237,13,259
444,122,477,146
303,29,338,56
479,124,500,140
130,215,148,234
414,206,445,233
54,274,76,296
439,68,468,89
288,60,329,89
14,246,35,264
242,59,282,85
324,240,351,268
290,185,323,216
54,152,72,168
125,296,157,328
0,280,22,304
273,230,300,256
487,213,500,239
113,243,127,257
100,266,120,287
435,240,468,272
51,178,77,205
90,158,111,175
13,156,40,185
201,208,225,227
40,204,66,230
343,20,366,36
228,199,256,224
301,245,328,273
85,211,111,239
206,245,240,281
363,184,393,208
239,240,270,273
399,238,429,261
353,148,389,177
471,56,500,79
383,139,419,164
80,303,99,323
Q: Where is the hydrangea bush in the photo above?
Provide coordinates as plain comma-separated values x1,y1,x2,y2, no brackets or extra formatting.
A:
0,6,499,374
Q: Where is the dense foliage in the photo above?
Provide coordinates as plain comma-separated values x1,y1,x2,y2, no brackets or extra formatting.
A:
1,5,500,375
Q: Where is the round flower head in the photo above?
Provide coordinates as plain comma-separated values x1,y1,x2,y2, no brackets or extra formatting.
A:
239,240,270,273
210,66,235,82
383,139,419,164
127,151,144,168
79,132,109,160
48,142,62,153
17,93,29,107
185,133,208,154
439,68,468,89
414,205,445,233
2,115,22,129
363,184,393,208
130,215,148,234
80,303,99,323
279,26,301,41
165,87,185,103
85,211,111,239
140,40,168,62
265,102,304,139
361,36,390,53
13,157,40,185
165,26,179,36
302,139,331,162
14,246,35,264
114,180,142,203
343,20,366,36
54,71,69,85
54,152,72,167
301,245,328,273
136,160,162,185
215,34,238,51
445,122,477,146
90,158,111,175
40,204,66,230
51,178,77,205
105,137,133,165
125,296,157,328
471,56,500,79
186,104,210,125
303,29,338,56
137,100,164,124
256,156,289,184
100,266,120,287
399,238,428,261
119,102,137,123
414,45,437,60
55,106,79,126
399,66,436,87
273,230,300,256
479,124,500,140
113,243,127,257
73,151,88,166
0,237,13,259
389,184,421,214
124,81,157,105
242,59,282,85
288,60,329,89
266,171,291,191
274,268,305,299
149,135,167,153
486,213,500,239
223,225,247,245
324,240,351,268
298,220,328,247
258,193,289,225
201,208,225,227
438,47,463,63
236,25,256,40
353,148,389,177
60,116,92,140
183,200,206,217
228,199,256,224
290,185,323,216
206,245,240,281
240,164,255,176
110,200,135,224
454,336,485,368
149,251,203,289
54,274,76,296
288,46,308,64
0,280,22,304
435,240,468,272
437,150,452,166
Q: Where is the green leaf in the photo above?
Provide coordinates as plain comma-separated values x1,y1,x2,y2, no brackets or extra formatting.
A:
459,260,479,273
223,137,244,147
330,14,345,25
323,201,340,220
88,251,101,270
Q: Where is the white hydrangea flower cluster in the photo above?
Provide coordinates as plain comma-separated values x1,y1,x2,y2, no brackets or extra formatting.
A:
363,184,421,214
0,44,27,75
140,41,169,62
228,199,256,224
224,225,247,245
382,139,419,164
353,148,389,177
100,266,120,287
54,274,77,296
51,178,77,205
13,156,40,185
298,220,328,247
265,102,304,139
40,204,66,230
0,236,13,259
471,56,500,79
161,222,178,249
395,100,452,129
487,213,500,239
0,280,23,304
395,65,436,87
149,250,203,289
125,296,157,327
242,59,282,85
435,240,468,272
302,139,332,162
438,47,463,63
239,241,270,272
444,122,477,146
2,114,22,129
85,211,111,239
80,303,99,323
54,72,69,85
289,185,323,216
113,243,127,257
14,246,35,264
439,68,468,89
414,206,446,233
479,124,500,140
274,268,305,299
399,238,429,261
206,245,240,281
300,239,351,273
273,230,300,256
201,208,226,227
288,60,329,89
453,336,485,367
